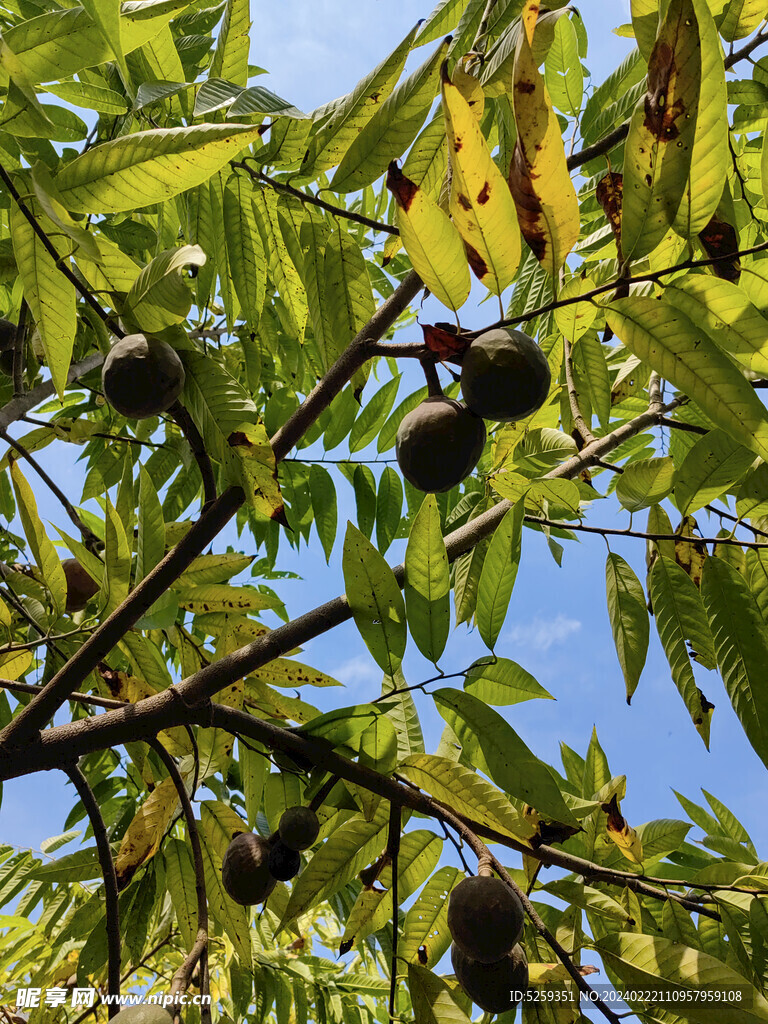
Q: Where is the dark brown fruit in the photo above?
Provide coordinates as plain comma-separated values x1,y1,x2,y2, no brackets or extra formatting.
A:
63,558,99,613
278,806,320,851
101,333,185,419
268,840,301,881
0,319,17,376
221,832,276,906
395,397,486,493
461,328,551,423
451,942,529,1014
448,875,524,963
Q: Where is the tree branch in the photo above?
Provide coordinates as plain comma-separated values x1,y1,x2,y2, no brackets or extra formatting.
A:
64,761,121,1016
233,162,398,235
167,402,217,509
524,516,767,548
12,303,27,398
0,164,120,334
563,337,595,445
147,739,210,1023
0,353,104,432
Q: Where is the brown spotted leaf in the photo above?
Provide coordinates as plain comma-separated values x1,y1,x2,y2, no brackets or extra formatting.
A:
441,63,521,294
596,172,624,262
227,421,284,523
421,322,471,360
621,0,701,260
509,23,579,277
675,516,708,587
699,213,741,282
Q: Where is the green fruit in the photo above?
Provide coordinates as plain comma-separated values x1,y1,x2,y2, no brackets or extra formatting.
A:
268,839,302,880
461,328,551,422
448,875,524,963
278,806,320,851
108,1007,173,1024
63,558,99,613
221,832,276,906
395,397,486,493
102,333,185,419
451,942,529,1014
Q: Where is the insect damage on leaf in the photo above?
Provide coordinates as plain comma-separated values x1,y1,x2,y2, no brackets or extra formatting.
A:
386,162,419,211
596,172,624,261
421,322,471,360
698,213,741,282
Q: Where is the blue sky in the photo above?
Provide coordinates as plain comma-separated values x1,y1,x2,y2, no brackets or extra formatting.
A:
2,0,766,975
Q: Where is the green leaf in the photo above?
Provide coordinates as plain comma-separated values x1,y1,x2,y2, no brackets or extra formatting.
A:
416,0,472,46
620,0,700,259
302,22,421,175
126,245,206,329
701,556,768,770
464,656,553,705
252,187,307,342
433,688,578,826
54,123,263,214
615,457,675,513
399,754,536,844
382,670,425,758
163,838,197,951
408,964,471,1024
9,459,66,617
332,37,448,193
228,85,307,119
209,0,250,86
719,0,768,40
224,176,267,328
308,464,337,563
199,835,251,965
545,13,583,117
597,932,768,1023
606,298,768,462
375,466,403,556
279,805,389,929
404,494,450,664
476,501,524,651
79,0,128,86
102,498,132,615
650,556,716,748
663,275,768,378
10,198,76,400
674,429,755,515
324,224,375,356
400,866,463,968
342,522,406,676
349,376,401,453
605,553,649,703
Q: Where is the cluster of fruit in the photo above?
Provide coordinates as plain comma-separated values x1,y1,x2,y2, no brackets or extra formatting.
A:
221,806,320,905
396,327,550,493
447,873,529,1014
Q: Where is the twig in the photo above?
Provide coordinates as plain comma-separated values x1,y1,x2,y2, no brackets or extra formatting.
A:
0,164,120,334
0,677,126,711
167,402,217,509
563,337,595,445
147,739,210,1023
657,416,707,435
522,516,767,548
387,803,401,1022
1,431,100,548
64,761,121,1016
0,353,104,432
232,162,398,236
12,303,27,397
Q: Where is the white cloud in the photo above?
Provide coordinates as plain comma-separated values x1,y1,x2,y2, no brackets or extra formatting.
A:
332,655,382,691
504,614,581,652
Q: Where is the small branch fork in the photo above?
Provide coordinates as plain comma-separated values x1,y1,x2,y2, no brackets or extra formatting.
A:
63,761,121,1017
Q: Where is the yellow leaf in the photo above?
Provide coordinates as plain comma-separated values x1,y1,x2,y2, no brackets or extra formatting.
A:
114,775,182,888
387,162,470,313
621,0,701,260
522,0,539,44
9,459,66,617
509,29,579,277
603,794,644,864
441,64,521,295
719,0,768,40
0,650,33,680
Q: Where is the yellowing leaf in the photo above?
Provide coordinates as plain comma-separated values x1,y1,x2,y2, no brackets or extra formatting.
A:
672,0,729,238
441,65,521,294
387,163,470,313
509,27,579,276
114,775,181,888
0,650,33,680
54,123,264,214
719,0,768,40
606,297,768,462
10,196,76,400
603,794,644,864
226,421,283,522
621,0,701,260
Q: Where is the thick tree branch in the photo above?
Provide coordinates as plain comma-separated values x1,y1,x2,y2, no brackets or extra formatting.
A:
0,353,104,432
147,739,210,1023
0,165,120,334
64,761,121,1016
0,271,424,748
